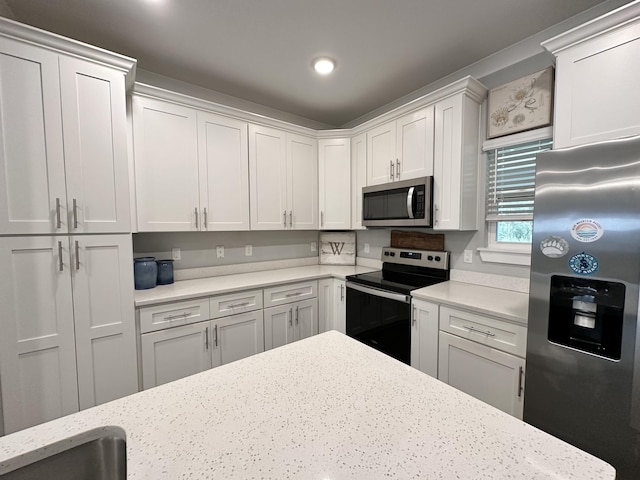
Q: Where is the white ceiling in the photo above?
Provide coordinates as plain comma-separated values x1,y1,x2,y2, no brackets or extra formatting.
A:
1,0,624,127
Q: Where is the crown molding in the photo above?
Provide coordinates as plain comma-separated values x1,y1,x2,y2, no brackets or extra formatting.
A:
542,0,640,54
0,16,136,90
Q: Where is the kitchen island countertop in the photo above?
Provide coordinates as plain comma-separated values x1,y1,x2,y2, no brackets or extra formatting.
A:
0,331,613,479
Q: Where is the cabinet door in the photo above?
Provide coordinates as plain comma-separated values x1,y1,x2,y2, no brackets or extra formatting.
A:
287,133,318,230
264,304,295,350
141,322,211,390
59,56,130,233
333,279,346,334
367,121,396,185
249,124,288,230
318,138,351,230
294,298,318,342
0,38,66,235
211,311,264,368
0,237,78,433
553,20,640,148
438,331,525,419
197,112,250,231
410,299,439,378
351,133,367,230
71,235,138,409
317,279,334,333
133,96,199,231
396,107,434,180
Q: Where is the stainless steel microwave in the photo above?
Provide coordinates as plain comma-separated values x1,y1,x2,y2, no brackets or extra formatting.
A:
362,176,433,227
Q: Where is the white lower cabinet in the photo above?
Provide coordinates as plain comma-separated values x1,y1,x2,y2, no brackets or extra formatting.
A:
0,235,137,434
410,299,439,378
141,310,264,389
438,331,525,419
264,298,318,350
318,278,346,334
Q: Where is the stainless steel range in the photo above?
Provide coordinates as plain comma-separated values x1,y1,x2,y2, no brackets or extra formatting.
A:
345,247,450,364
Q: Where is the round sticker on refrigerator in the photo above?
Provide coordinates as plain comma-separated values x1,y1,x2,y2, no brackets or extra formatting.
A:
570,219,603,243
568,252,599,275
540,236,570,258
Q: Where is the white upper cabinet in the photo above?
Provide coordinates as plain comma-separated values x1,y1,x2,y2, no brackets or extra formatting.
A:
0,37,132,235
366,107,434,186
319,138,351,230
543,2,640,148
433,86,484,231
197,111,250,231
133,95,250,232
133,96,199,231
249,125,317,230
351,133,367,230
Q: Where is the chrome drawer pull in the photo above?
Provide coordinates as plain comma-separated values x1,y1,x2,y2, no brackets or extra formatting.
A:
227,302,250,309
518,366,524,397
205,327,209,350
165,312,190,321
285,292,303,297
463,325,496,337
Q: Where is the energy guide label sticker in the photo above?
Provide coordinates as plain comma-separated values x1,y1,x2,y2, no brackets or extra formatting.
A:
540,236,569,258
568,252,598,276
570,219,603,243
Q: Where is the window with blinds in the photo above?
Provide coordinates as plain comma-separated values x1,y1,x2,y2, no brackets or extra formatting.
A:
486,138,553,221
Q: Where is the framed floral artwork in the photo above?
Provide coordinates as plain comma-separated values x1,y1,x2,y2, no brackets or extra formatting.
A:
487,67,554,139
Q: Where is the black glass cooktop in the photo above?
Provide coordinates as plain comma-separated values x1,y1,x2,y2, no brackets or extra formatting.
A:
346,263,449,295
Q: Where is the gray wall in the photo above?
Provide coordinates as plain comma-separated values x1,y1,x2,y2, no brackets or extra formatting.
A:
133,231,319,270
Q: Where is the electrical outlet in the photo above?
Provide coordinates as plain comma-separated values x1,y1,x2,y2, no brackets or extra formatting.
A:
364,243,370,254
311,242,317,252
245,244,252,256
463,249,473,263
216,246,224,258
172,248,181,261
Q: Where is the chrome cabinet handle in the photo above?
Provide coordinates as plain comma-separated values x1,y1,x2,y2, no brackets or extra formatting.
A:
194,208,199,229
340,284,344,301
227,302,250,309
463,325,496,337
72,198,78,229
205,326,209,350
289,211,293,228
55,197,62,229
396,159,400,178
164,312,190,321
283,210,287,228
203,207,207,230
434,204,439,225
518,366,524,397
285,292,302,297
289,308,293,327
295,305,299,325
58,241,64,271
75,240,80,270
412,305,417,326
390,160,394,180
321,210,324,227
214,324,218,347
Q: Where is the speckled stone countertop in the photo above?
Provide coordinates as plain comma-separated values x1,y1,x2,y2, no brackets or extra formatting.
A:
134,265,377,307
0,332,613,479
412,281,529,324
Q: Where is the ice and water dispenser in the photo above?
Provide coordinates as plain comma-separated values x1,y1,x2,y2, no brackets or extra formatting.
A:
548,275,625,360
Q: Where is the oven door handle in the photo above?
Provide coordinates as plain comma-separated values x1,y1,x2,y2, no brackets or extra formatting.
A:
406,186,415,219
346,282,411,304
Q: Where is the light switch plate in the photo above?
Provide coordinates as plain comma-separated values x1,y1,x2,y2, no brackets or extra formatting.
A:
364,243,370,254
311,242,317,252
216,246,224,258
245,245,252,256
464,249,473,263
172,248,181,260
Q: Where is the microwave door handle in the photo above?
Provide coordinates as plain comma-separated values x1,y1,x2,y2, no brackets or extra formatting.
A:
406,186,415,219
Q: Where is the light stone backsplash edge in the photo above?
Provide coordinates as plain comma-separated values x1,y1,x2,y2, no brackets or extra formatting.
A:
450,269,530,293
174,257,319,281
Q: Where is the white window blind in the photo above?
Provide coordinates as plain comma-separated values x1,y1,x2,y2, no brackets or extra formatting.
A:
486,138,553,221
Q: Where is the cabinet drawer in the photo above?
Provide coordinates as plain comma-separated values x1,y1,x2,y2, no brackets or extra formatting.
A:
263,281,317,308
210,289,263,319
139,298,210,334
439,306,527,357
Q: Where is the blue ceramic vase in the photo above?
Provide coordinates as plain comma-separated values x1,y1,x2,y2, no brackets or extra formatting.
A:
134,257,157,290
156,259,174,285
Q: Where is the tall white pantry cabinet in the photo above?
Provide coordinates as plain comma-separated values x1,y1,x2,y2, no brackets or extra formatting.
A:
0,19,138,434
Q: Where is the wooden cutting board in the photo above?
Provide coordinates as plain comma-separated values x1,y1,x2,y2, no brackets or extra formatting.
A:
390,230,445,251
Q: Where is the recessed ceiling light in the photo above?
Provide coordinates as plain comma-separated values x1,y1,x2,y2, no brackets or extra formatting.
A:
313,57,335,75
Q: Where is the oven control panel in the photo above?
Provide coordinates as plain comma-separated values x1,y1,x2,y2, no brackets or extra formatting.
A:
381,247,449,269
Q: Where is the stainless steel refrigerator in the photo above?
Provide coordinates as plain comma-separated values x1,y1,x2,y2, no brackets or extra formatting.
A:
525,135,640,479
